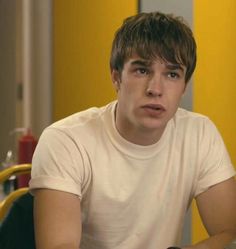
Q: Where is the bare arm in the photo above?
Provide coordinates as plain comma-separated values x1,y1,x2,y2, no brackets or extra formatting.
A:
34,189,82,249
183,177,236,249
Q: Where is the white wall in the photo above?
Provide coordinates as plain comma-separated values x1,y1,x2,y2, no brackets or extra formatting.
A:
0,0,52,163
0,0,17,162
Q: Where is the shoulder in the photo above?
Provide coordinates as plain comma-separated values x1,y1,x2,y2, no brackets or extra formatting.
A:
174,108,210,122
170,108,226,153
41,101,116,140
51,101,115,129
32,101,116,168
173,108,217,134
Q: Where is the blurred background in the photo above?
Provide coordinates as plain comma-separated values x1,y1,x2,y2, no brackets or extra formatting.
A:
0,0,235,245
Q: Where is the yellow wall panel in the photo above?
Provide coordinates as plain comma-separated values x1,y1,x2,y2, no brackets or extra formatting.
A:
193,0,236,243
53,0,137,120
194,0,236,165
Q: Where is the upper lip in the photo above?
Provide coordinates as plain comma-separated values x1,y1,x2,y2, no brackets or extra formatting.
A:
142,103,166,111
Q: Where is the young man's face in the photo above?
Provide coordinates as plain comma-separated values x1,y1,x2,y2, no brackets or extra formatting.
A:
111,54,187,145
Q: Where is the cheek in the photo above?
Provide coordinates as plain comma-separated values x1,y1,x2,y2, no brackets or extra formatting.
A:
119,83,136,97
169,85,185,98
166,88,185,107
117,86,138,112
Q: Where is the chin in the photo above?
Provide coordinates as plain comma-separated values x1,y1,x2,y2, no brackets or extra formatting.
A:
139,120,167,131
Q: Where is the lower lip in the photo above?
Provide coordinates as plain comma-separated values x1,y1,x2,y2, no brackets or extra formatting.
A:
142,107,165,117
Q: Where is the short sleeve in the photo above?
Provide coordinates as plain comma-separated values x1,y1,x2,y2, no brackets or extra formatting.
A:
29,127,91,199
194,118,235,197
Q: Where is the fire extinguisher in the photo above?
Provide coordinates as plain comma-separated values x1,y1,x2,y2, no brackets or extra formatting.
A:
17,128,37,188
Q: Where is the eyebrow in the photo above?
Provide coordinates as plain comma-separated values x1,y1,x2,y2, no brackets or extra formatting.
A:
130,59,185,72
166,63,185,72
130,59,152,67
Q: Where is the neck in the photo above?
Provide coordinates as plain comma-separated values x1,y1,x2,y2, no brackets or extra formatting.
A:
115,116,166,146
120,128,165,145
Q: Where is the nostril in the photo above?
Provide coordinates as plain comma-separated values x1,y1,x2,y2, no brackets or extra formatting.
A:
146,88,162,97
146,89,154,95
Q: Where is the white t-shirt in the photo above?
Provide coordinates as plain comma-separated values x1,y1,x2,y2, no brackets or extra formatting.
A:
30,101,235,249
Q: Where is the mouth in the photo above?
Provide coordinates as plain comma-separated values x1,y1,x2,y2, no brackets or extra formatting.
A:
142,104,166,111
140,103,166,118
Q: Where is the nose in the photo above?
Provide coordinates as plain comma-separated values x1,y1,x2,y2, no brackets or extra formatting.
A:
146,73,163,97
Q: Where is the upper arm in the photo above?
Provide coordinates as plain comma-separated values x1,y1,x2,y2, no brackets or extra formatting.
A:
34,189,82,249
196,177,236,236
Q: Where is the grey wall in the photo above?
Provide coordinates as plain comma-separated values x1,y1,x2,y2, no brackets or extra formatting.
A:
140,0,193,111
140,0,194,245
27,0,53,137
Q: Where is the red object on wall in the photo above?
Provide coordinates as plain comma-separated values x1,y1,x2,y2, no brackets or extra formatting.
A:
17,129,37,188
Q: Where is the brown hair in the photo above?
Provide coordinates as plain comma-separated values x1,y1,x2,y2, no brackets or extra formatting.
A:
110,11,196,83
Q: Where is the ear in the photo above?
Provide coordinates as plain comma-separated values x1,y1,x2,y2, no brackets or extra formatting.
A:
111,69,121,92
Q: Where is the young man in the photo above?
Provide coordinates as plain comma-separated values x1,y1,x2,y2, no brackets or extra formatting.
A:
29,11,236,249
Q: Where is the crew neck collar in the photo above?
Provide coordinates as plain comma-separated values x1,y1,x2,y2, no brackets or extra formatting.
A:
103,101,171,159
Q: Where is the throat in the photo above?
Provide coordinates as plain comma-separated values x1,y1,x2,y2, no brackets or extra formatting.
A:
114,103,166,145
117,124,165,146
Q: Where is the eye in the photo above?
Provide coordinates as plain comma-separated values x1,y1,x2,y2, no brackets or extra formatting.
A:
167,72,179,79
136,68,149,75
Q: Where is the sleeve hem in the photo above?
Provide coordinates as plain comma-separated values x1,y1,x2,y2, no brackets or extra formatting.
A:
29,176,82,199
194,167,236,197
